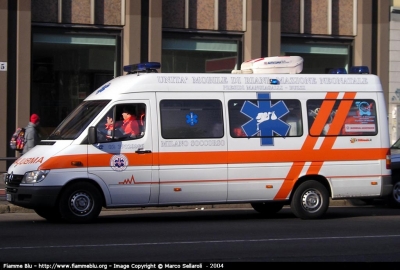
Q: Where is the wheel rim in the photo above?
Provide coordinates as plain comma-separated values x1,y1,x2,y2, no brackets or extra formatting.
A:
69,191,93,216
301,189,323,213
393,182,400,203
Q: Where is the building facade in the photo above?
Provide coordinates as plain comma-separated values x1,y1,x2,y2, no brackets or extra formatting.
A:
390,0,400,146
0,0,394,171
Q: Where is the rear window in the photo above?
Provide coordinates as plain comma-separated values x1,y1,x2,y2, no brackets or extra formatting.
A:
307,99,378,136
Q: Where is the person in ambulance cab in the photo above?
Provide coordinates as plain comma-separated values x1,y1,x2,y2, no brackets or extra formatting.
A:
104,114,114,134
121,106,140,138
138,107,146,134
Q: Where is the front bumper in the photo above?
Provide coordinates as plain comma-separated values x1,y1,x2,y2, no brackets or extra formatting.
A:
6,186,62,209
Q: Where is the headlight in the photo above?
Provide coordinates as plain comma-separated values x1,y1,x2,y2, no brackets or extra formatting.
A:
22,170,50,184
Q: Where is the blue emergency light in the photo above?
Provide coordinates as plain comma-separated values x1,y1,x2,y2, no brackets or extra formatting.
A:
123,62,161,74
328,68,347,74
270,79,280,85
349,66,369,74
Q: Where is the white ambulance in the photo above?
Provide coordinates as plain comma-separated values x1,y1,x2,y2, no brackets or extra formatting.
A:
4,56,393,223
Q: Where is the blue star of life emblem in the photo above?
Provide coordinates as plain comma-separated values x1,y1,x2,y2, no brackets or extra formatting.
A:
96,83,110,94
241,93,290,145
110,154,128,171
186,112,198,126
114,157,125,168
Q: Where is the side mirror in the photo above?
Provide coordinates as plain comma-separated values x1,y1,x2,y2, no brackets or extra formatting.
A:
88,126,97,144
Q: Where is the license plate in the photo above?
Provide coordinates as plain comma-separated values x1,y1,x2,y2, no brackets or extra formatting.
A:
6,193,11,202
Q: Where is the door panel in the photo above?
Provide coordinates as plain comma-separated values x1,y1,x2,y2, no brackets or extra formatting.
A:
156,92,228,204
88,95,156,206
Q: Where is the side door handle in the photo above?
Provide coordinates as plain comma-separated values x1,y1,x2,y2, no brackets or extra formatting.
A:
135,149,152,154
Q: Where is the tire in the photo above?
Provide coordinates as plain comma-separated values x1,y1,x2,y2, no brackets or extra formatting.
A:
251,202,284,216
58,182,103,223
34,207,63,222
388,180,400,208
290,180,329,219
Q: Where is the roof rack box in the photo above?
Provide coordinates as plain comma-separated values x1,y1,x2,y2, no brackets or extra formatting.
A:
232,56,303,74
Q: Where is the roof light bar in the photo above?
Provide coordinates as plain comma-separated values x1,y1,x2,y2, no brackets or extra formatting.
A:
123,62,161,74
328,68,347,74
349,66,369,74
270,79,280,85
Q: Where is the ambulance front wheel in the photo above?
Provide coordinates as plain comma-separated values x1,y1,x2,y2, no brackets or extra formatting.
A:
290,180,329,219
59,182,103,223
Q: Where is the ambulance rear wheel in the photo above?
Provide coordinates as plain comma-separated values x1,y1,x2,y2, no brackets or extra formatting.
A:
59,182,103,223
34,207,63,222
251,202,284,216
290,180,329,219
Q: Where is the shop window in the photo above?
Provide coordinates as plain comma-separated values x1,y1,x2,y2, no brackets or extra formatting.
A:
162,37,240,73
281,41,351,74
160,100,224,139
31,30,120,135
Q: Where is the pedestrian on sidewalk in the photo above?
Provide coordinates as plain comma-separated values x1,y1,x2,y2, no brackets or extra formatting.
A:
22,113,41,154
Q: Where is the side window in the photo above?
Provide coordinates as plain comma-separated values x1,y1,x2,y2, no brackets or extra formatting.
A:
307,99,377,136
96,103,146,142
228,99,302,138
160,100,224,139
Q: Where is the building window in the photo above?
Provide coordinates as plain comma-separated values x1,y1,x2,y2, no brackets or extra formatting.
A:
281,38,351,74
31,29,120,134
162,34,242,73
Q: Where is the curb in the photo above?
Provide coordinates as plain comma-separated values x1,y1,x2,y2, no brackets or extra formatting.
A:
0,203,35,214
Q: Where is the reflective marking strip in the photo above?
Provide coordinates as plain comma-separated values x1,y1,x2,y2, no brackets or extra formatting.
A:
37,148,388,171
274,92,358,200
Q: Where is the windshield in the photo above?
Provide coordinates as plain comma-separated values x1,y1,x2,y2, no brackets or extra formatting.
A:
392,137,400,149
48,100,110,140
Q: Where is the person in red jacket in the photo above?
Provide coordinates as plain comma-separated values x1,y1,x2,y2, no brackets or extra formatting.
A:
121,106,140,137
